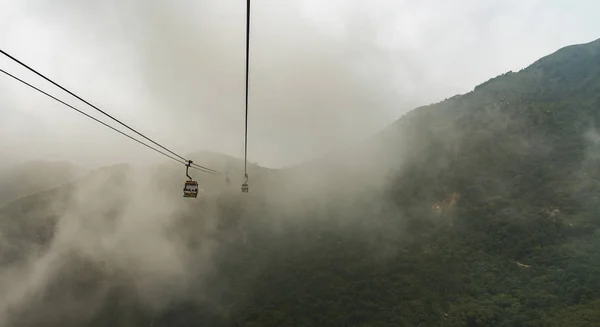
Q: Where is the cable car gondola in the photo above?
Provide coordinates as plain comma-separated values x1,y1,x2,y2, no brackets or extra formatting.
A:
241,173,249,193
184,180,199,198
183,160,199,198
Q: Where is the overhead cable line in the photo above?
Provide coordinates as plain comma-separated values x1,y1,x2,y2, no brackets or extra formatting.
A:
241,0,251,193
0,48,220,175
244,0,251,175
0,68,218,175
190,161,219,174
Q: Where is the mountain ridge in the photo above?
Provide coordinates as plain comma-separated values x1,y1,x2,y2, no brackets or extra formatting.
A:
0,160,87,207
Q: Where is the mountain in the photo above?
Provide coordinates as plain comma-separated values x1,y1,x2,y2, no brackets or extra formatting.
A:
1,37,600,327
0,160,87,206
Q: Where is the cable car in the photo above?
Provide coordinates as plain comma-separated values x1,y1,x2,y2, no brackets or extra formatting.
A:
183,160,199,198
184,180,199,198
241,173,249,193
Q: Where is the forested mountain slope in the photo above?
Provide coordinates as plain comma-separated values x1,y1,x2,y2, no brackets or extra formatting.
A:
1,38,600,327
0,160,86,206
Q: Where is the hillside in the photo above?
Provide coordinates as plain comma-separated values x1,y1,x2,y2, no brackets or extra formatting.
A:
1,37,600,327
0,160,87,206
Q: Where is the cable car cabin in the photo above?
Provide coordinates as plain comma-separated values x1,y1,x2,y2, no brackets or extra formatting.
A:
241,182,249,193
183,180,199,198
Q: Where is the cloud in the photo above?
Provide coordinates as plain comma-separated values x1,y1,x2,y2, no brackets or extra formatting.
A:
1,0,599,168
0,164,223,325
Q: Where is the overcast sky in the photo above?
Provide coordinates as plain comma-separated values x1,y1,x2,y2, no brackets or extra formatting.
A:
0,0,599,169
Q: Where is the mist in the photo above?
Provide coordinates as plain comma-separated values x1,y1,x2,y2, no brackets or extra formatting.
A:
0,164,219,325
2,0,599,169
0,147,409,326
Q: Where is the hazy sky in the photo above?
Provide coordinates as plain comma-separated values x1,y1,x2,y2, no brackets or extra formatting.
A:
1,0,599,169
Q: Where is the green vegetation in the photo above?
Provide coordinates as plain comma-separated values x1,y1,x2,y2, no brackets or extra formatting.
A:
2,38,600,326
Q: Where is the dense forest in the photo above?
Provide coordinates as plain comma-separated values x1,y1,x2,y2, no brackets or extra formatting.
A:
1,38,600,327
